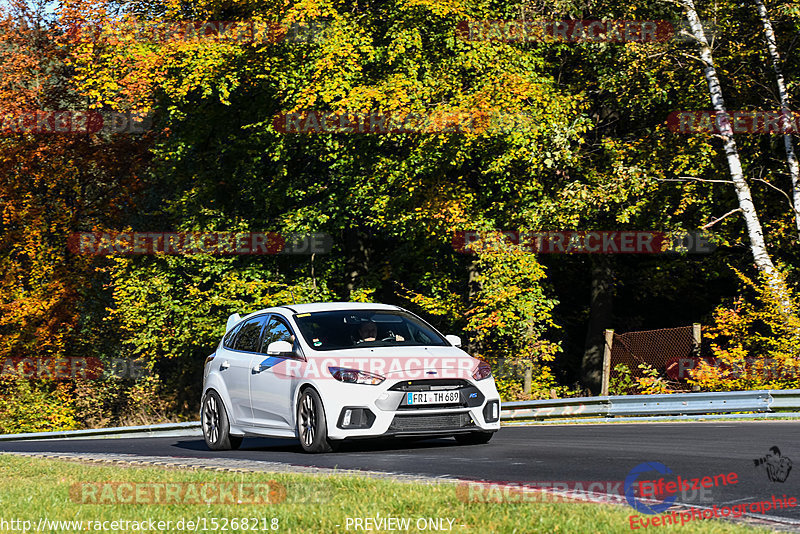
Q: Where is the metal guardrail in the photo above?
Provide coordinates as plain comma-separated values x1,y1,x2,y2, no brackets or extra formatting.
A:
1,391,797,440
607,390,770,416
768,390,800,410
0,422,200,441
501,395,609,420
501,389,798,421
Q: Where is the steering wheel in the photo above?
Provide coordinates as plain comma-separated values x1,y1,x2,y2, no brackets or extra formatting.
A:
380,331,399,342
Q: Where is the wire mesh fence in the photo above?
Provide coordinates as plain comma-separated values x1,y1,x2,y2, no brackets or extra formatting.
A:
606,325,700,394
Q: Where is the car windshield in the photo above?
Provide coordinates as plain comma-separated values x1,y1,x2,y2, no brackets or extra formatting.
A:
293,310,448,351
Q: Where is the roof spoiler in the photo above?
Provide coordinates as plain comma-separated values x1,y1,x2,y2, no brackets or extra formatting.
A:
225,313,241,333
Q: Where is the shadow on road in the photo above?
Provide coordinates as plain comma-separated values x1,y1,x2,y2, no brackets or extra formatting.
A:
173,436,464,455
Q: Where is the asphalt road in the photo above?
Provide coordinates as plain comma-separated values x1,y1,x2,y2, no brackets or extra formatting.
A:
3,422,800,524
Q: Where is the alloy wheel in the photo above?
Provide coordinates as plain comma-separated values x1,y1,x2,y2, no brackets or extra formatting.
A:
299,393,316,447
203,394,220,444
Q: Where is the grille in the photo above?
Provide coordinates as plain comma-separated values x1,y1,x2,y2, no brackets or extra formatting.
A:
389,379,470,392
388,412,474,432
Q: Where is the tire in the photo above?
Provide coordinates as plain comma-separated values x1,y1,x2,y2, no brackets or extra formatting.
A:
454,431,494,445
296,388,334,453
202,390,243,451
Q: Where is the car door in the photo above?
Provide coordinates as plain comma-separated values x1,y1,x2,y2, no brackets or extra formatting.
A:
223,315,267,426
249,314,302,430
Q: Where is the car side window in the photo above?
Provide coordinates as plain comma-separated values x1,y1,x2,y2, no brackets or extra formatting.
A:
233,316,267,353
261,316,300,357
222,322,243,349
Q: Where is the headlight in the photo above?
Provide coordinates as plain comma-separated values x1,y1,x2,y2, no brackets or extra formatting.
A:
472,361,492,381
329,367,385,385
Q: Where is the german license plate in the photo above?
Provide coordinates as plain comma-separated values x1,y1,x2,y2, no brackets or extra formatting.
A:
406,390,460,405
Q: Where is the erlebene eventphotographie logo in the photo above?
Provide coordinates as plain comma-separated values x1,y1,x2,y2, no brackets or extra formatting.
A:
625,462,679,515
625,462,738,513
753,446,792,483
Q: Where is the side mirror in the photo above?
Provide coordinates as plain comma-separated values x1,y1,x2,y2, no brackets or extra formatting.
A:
266,340,293,356
445,335,462,348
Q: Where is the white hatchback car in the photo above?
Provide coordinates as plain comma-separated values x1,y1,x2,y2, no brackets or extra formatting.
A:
201,302,501,452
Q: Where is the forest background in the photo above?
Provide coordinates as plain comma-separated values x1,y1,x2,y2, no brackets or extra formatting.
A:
2,0,800,432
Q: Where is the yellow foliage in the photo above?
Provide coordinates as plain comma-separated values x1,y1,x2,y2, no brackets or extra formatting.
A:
689,270,800,391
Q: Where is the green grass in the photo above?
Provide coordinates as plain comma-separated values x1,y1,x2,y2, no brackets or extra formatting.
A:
0,455,775,533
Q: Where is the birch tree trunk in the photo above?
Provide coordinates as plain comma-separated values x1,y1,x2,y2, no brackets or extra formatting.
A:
754,0,800,236
679,0,782,286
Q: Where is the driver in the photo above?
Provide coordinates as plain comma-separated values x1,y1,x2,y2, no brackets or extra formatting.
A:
358,321,378,342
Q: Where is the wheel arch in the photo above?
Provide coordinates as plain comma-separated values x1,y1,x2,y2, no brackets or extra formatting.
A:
201,385,243,436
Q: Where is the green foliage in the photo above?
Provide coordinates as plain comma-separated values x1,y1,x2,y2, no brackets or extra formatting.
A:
0,379,78,433
5,0,800,431
107,256,335,366
608,363,677,395
464,234,562,400
608,364,635,396
690,271,800,391
634,364,677,395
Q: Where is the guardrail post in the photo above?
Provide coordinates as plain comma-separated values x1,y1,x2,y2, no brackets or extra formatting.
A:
691,323,702,392
600,329,613,396
692,323,702,354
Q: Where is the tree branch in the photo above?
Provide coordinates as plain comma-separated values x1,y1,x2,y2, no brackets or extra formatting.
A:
751,177,800,217
702,208,742,229
657,177,734,184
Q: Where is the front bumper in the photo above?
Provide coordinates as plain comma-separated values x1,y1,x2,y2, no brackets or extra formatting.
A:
319,376,501,440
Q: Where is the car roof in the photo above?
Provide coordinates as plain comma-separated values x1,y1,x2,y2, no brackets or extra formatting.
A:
242,302,402,319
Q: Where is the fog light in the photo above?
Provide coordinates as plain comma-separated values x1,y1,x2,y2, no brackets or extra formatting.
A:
337,407,376,429
483,400,500,423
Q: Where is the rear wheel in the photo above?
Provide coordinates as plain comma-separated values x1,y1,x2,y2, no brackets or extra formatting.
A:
202,390,243,450
454,431,494,445
297,388,334,453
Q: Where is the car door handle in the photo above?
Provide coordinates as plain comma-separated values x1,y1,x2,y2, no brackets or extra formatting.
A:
219,360,230,370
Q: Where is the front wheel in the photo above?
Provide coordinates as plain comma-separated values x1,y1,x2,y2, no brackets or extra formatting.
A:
454,431,494,445
296,388,334,453
202,390,243,451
